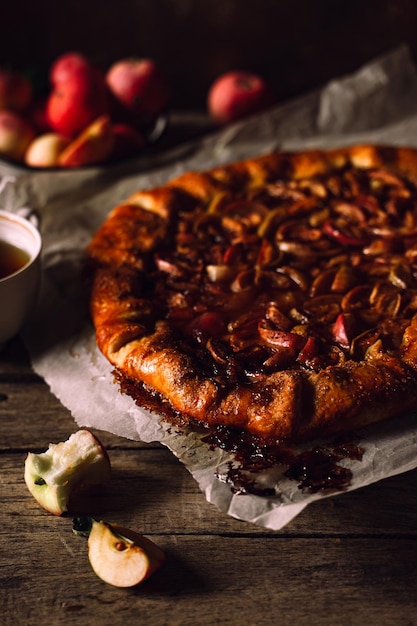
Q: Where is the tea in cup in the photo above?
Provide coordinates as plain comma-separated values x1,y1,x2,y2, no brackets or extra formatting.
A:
0,209,42,347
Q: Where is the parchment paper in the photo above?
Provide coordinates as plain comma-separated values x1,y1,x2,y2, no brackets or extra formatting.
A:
4,45,417,530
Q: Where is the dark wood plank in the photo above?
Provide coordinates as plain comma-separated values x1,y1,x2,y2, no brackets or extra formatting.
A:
0,378,151,451
2,526,417,626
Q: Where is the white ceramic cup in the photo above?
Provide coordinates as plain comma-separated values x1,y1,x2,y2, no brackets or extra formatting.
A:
0,209,42,348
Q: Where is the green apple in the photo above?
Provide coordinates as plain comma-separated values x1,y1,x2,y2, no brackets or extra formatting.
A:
24,429,111,515
73,517,165,587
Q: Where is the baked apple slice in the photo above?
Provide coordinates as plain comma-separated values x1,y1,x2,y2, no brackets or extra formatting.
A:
73,516,165,587
24,429,111,515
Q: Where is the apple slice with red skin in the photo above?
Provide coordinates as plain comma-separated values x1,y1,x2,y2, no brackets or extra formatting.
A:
332,313,357,350
24,429,111,515
73,517,165,588
58,114,115,167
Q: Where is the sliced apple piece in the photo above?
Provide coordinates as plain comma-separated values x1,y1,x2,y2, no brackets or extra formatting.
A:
73,517,165,587
25,132,70,168
24,429,111,515
58,114,115,167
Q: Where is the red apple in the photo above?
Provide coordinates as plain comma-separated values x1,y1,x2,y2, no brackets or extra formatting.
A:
25,132,70,168
105,58,171,127
0,68,33,113
46,79,109,138
46,53,109,138
58,115,115,167
0,110,35,162
49,51,96,86
207,70,275,125
110,123,146,161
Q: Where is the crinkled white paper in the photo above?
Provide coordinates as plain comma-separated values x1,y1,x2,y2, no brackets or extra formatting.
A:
4,45,417,529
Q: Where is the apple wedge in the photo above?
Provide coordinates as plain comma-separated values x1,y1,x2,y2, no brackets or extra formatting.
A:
25,132,70,168
58,114,114,167
24,429,111,515
73,517,165,587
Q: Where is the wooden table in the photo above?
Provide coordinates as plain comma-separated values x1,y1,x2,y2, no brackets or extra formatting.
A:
1,336,417,626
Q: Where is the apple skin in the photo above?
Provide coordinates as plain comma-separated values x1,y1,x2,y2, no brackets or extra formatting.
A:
86,519,165,588
0,110,35,162
207,70,275,125
24,132,70,168
24,429,111,515
58,114,115,168
110,123,146,161
0,68,33,112
46,53,110,138
106,58,171,127
49,51,96,86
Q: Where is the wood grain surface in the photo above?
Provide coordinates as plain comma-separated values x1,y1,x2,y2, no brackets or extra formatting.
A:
1,337,417,626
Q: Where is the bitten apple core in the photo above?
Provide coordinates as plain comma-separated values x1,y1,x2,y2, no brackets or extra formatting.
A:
24,429,111,515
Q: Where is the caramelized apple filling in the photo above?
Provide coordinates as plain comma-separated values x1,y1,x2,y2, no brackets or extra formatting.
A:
136,165,417,385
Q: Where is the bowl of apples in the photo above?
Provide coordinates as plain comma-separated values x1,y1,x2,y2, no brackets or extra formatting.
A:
0,52,171,170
